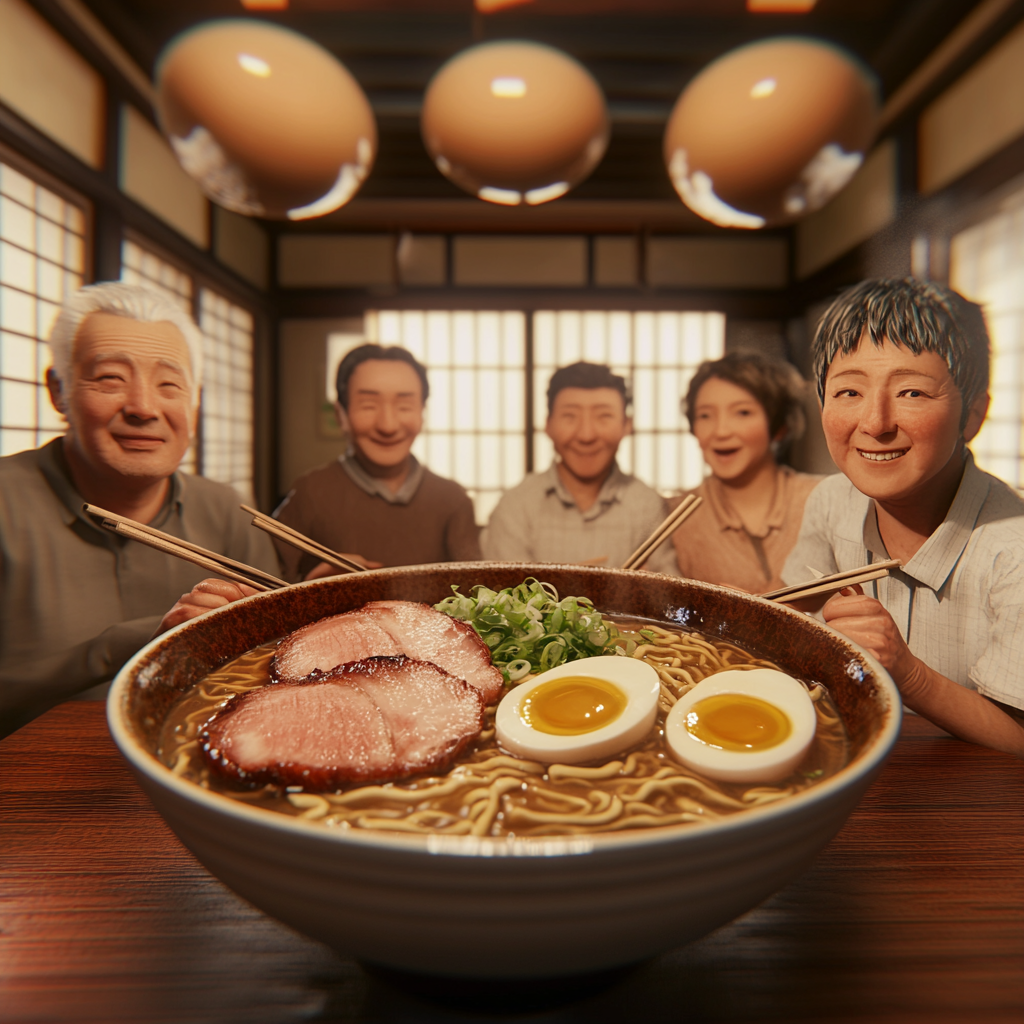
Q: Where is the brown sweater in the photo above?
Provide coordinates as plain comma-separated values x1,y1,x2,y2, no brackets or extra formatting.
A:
671,467,825,594
274,459,481,580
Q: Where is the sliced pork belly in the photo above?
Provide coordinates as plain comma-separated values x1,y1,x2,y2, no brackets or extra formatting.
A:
270,609,401,682
201,656,485,789
333,657,485,771
361,600,504,704
271,600,504,704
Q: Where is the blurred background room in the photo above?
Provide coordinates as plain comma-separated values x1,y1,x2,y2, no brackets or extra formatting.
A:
1,0,1023,526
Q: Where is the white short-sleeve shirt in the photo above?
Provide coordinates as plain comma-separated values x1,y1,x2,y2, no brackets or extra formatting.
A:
782,455,1024,711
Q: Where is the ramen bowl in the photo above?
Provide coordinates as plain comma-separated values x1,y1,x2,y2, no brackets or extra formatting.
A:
108,564,900,978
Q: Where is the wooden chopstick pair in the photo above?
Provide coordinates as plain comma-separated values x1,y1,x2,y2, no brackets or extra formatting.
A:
240,505,366,575
761,558,902,603
83,504,287,592
622,494,703,571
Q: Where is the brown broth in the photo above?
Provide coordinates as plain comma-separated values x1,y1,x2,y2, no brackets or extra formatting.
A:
157,621,848,838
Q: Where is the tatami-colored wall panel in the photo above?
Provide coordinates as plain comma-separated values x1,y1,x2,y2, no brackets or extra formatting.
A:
453,236,587,287
795,140,897,280
214,207,268,289
646,236,787,289
278,235,396,287
0,0,104,168
397,234,446,286
119,106,209,248
594,236,639,287
919,20,1024,195
278,317,362,494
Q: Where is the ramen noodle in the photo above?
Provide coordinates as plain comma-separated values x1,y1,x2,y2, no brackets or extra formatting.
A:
158,620,847,837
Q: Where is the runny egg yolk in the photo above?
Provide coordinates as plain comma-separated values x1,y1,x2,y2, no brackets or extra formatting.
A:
519,677,627,735
685,693,791,752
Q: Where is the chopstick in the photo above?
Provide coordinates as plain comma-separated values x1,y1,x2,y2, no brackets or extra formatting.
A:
622,494,703,571
83,504,287,592
241,505,367,575
761,558,902,603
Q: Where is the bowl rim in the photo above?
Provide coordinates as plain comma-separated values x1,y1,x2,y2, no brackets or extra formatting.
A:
107,571,903,860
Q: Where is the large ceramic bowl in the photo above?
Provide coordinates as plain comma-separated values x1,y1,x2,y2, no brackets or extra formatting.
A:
108,564,901,978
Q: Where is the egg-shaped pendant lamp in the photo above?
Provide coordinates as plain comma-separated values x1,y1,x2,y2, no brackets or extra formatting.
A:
421,40,609,206
663,37,878,229
156,20,377,220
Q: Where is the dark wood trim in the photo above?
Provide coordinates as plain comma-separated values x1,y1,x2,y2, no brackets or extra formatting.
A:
0,101,272,311
875,0,1024,140
275,287,793,320
791,127,1024,312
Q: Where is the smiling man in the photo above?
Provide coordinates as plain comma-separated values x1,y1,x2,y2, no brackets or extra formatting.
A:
481,362,676,572
781,278,1024,756
272,343,480,578
0,283,279,737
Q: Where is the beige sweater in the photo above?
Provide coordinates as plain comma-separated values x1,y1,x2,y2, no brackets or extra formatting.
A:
671,467,825,594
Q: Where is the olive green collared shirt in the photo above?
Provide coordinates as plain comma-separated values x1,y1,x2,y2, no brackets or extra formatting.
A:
0,439,280,736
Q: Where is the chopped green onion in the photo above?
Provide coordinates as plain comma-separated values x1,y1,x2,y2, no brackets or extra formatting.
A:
507,659,532,682
434,577,624,685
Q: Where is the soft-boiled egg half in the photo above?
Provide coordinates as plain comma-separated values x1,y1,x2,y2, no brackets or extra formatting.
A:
495,656,660,765
664,669,817,783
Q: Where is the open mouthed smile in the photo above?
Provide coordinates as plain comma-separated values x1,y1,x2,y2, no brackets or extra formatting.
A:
712,447,741,457
858,448,909,462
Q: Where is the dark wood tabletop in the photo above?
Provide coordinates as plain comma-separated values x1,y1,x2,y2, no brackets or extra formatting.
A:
1,702,1021,1024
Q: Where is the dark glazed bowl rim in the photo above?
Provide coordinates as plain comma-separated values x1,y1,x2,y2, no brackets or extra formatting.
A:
108,563,902,858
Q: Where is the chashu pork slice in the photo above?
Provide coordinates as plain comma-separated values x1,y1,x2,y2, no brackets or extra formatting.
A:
271,600,505,704
270,608,402,682
201,656,485,790
362,600,504,704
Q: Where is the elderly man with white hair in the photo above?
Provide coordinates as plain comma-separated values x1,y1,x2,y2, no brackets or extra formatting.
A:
0,282,279,736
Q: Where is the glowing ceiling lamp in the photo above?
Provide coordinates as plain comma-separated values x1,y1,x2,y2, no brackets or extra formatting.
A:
663,37,878,229
747,1,818,11
156,20,376,220
475,0,536,12
421,40,608,207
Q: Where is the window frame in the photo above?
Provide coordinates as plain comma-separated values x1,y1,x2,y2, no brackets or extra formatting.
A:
0,146,92,457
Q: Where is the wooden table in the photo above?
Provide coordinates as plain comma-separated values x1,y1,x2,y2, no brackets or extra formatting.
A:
1,703,1021,1024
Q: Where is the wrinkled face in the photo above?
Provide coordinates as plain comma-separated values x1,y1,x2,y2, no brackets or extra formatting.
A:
821,334,986,504
546,386,629,483
341,359,424,469
53,312,196,482
692,377,774,482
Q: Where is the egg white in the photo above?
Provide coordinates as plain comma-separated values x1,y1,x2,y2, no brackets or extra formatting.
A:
664,669,817,783
495,656,660,765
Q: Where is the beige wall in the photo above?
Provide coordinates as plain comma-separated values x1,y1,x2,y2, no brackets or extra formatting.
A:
919,18,1024,195
0,0,104,168
647,236,787,289
278,317,363,496
397,233,446,286
594,236,639,287
278,235,396,287
119,105,209,248
452,236,588,287
795,140,897,280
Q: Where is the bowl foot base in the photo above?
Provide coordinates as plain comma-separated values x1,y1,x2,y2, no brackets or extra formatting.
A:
360,960,646,1013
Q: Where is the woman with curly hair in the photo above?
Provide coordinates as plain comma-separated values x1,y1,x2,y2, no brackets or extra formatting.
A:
671,351,823,593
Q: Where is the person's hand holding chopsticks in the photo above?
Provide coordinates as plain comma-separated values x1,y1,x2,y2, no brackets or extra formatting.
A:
819,584,919,681
155,579,261,636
